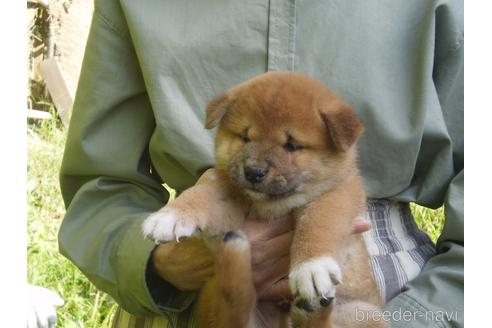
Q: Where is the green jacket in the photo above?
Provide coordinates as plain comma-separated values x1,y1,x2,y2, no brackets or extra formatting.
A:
59,0,463,327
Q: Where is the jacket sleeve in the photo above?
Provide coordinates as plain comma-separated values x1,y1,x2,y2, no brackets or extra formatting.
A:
58,1,196,316
385,2,464,327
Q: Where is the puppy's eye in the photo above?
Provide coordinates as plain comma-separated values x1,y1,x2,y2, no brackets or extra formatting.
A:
242,129,250,143
284,141,302,152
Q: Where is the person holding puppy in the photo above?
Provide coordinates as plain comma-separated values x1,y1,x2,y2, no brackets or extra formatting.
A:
59,0,463,327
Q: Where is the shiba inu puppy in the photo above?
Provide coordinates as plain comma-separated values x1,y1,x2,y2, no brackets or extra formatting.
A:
143,72,385,328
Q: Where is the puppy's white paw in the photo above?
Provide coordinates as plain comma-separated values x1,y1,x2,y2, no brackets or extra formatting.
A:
142,208,198,242
289,256,342,311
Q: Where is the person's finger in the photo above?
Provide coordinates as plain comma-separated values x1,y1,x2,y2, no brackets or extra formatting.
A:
351,216,371,234
244,214,295,240
253,251,290,284
177,267,215,290
251,231,293,265
152,237,215,290
258,278,292,301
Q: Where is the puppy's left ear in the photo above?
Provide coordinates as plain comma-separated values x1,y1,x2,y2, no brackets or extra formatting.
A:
320,103,365,152
205,93,234,129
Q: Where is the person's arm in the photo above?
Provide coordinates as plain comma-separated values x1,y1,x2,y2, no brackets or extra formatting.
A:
386,174,463,327
385,2,464,327
58,1,197,316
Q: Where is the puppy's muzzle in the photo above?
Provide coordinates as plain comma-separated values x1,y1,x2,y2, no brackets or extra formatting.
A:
244,165,269,184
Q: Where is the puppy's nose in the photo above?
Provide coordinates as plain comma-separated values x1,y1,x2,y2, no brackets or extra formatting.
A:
244,165,268,184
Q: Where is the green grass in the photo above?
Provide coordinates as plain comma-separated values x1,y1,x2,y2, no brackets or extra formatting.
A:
27,115,445,327
27,114,116,328
411,204,445,243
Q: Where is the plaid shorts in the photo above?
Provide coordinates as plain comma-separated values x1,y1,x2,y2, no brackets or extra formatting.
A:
112,199,436,328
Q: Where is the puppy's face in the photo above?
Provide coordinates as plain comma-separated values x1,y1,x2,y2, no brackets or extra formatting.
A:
205,72,364,214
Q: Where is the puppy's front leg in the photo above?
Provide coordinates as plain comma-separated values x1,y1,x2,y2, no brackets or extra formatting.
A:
143,169,249,242
289,173,365,316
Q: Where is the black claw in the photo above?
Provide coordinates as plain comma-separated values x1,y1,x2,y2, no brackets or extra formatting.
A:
295,299,314,313
223,231,240,242
320,297,334,307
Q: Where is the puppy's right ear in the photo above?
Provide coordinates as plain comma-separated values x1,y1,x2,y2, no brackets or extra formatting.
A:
205,93,233,129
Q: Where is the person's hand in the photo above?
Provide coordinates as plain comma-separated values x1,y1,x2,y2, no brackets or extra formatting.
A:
352,215,371,234
151,238,214,291
243,215,295,302
244,215,371,302
27,284,64,328
151,213,370,295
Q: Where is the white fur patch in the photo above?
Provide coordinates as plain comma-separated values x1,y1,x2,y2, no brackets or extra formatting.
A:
289,256,342,302
142,208,197,242
224,232,250,250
